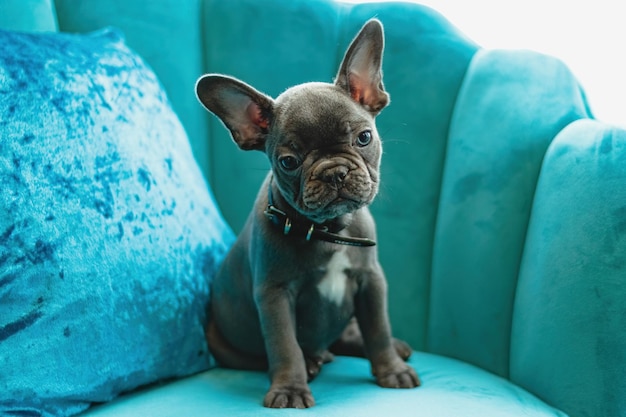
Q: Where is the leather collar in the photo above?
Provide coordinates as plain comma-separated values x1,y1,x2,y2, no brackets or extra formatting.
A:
263,177,376,247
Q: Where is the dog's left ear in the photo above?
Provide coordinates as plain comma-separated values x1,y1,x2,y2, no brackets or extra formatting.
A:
335,19,389,114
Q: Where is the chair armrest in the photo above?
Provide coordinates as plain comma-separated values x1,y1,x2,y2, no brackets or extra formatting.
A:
512,119,626,417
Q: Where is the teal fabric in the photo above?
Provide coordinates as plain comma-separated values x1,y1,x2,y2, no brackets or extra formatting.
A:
0,0,58,32
0,28,233,417
511,119,626,417
53,0,210,178
82,354,566,417
345,2,478,350
429,49,590,377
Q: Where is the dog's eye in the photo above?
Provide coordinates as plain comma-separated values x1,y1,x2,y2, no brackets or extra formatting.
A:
356,130,372,147
279,156,301,171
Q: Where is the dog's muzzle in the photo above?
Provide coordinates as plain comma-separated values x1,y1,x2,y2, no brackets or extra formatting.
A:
302,158,375,212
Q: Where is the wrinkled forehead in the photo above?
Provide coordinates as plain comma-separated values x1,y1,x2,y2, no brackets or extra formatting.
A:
273,83,372,146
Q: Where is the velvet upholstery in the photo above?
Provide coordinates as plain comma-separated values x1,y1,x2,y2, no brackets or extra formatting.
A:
81,354,567,417
511,119,626,417
0,0,58,32
429,49,590,376
0,0,624,416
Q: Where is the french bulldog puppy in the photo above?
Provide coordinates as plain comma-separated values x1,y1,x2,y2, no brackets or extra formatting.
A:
195,19,420,409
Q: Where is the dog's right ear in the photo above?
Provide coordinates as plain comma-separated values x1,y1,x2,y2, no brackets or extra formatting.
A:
196,75,274,151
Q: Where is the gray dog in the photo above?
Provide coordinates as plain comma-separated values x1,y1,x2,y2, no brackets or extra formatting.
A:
195,19,420,409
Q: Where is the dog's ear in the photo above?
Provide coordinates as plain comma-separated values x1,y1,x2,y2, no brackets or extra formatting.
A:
196,75,274,151
335,19,389,114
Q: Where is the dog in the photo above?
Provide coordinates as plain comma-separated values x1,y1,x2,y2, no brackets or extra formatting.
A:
195,19,420,409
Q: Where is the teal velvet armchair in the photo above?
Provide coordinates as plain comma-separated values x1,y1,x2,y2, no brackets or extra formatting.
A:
1,0,624,416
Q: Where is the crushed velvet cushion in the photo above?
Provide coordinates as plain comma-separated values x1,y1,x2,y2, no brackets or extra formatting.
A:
0,28,234,416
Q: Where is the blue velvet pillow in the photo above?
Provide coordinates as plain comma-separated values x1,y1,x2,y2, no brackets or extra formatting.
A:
0,28,234,416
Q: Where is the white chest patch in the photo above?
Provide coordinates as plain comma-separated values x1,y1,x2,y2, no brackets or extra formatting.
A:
317,250,351,306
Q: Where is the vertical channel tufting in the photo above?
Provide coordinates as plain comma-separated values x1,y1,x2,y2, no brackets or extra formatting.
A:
342,3,478,349
428,49,589,377
511,119,626,417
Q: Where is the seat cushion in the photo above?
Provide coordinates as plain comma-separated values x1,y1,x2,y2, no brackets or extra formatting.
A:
0,28,234,416
81,352,567,416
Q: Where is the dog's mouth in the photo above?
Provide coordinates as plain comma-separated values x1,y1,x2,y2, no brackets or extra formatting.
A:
300,169,376,221
307,196,362,220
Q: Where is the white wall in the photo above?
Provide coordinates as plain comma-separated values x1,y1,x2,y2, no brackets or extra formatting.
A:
341,0,625,128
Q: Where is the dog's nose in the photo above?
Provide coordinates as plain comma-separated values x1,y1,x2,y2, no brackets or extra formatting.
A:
321,166,348,185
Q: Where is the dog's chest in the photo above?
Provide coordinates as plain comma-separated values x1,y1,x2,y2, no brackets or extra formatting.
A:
316,249,352,306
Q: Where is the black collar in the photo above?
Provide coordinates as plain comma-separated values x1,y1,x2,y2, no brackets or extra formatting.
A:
262,178,376,247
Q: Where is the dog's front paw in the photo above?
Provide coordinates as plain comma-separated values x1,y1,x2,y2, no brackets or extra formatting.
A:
375,363,421,389
263,384,315,409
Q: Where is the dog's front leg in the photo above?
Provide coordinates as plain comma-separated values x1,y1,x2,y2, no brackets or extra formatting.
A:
255,284,314,408
356,266,421,388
